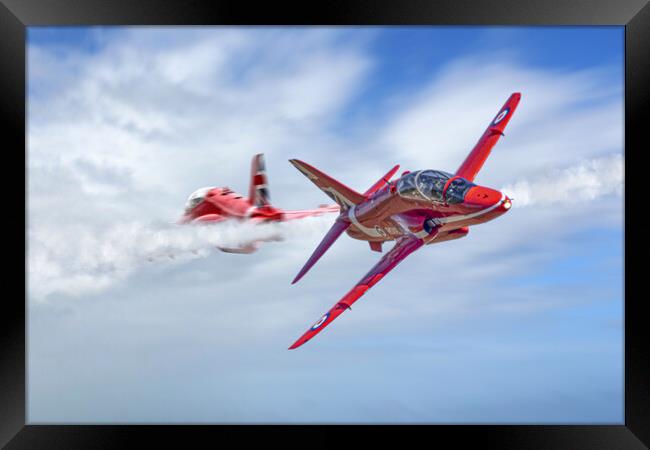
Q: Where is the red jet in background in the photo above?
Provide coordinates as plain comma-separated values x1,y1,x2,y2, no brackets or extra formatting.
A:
288,93,521,349
180,154,339,253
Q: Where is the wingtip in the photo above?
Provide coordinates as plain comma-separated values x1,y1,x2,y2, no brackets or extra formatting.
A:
291,267,308,284
288,338,305,350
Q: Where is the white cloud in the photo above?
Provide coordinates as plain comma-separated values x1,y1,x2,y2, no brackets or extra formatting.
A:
28,28,371,211
380,58,622,187
27,28,378,303
27,28,623,424
27,28,625,321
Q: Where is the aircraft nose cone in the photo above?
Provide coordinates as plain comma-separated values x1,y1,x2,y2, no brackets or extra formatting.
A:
501,195,513,212
464,186,503,209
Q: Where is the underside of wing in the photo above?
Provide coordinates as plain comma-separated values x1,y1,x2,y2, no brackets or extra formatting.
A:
288,234,425,349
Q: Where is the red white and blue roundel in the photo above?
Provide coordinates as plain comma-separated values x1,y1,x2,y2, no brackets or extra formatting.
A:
492,107,510,125
311,312,330,330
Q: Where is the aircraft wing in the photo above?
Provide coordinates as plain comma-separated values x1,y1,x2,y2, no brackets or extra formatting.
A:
455,92,521,182
288,234,425,349
281,204,340,220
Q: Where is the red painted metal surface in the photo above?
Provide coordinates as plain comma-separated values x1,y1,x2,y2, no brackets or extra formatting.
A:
180,154,339,253
289,93,521,348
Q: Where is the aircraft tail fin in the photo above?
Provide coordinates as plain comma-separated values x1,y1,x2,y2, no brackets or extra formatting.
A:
248,153,271,207
292,219,350,284
363,164,400,196
289,159,365,210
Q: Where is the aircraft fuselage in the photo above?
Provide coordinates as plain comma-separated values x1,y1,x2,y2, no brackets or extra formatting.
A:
345,170,511,245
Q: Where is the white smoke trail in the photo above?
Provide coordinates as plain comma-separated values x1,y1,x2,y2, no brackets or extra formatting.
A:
500,154,623,207
27,215,334,301
28,154,623,301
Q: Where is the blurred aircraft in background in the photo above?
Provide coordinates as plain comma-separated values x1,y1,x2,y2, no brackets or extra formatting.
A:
180,153,339,253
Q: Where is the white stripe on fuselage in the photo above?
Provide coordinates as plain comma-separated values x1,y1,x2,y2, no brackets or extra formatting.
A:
348,205,383,238
244,206,257,218
438,193,505,224
349,194,505,239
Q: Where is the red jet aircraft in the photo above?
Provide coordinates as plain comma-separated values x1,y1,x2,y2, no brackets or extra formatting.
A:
288,93,521,349
179,154,339,253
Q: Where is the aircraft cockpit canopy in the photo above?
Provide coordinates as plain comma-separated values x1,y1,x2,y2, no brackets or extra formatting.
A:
444,176,475,204
397,170,475,204
184,186,215,212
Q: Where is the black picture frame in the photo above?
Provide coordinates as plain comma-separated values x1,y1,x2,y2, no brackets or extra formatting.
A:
2,0,648,448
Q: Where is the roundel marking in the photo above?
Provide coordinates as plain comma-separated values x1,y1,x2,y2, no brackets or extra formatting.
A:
311,312,330,330
492,107,510,125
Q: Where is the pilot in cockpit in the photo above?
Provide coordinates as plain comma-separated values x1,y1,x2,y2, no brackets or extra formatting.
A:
397,170,476,204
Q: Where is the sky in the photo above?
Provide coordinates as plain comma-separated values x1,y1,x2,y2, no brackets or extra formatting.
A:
27,26,624,424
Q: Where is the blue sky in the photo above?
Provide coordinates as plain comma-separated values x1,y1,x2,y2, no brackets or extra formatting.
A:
27,26,623,423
